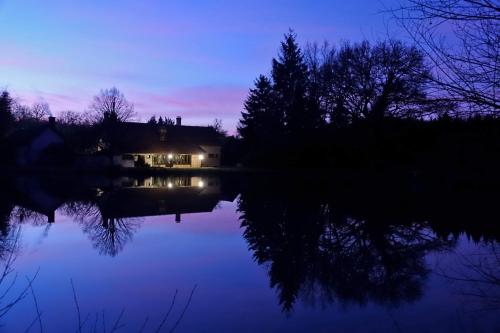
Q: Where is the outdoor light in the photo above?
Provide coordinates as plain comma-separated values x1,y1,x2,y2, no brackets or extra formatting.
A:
168,154,173,159
167,182,173,189
198,181,204,188
199,154,204,160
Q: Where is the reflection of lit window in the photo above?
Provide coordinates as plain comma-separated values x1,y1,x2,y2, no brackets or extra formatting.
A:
168,182,173,189
168,154,173,159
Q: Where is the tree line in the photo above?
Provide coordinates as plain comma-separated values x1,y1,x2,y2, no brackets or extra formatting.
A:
235,31,452,167
238,32,446,147
0,86,224,132
0,87,134,133
236,0,498,168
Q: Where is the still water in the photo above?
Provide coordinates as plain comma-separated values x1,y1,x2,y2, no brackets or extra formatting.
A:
0,174,498,332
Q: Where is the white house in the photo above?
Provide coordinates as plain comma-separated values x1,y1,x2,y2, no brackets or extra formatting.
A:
103,117,222,168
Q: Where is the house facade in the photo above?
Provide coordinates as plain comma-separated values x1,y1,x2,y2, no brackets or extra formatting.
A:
10,117,67,166
105,117,221,168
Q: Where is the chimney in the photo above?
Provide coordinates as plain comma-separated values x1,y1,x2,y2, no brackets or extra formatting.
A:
176,116,182,126
48,116,56,128
47,211,55,223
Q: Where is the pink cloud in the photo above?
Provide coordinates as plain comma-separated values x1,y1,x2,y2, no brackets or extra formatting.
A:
130,86,248,133
138,87,246,112
13,90,89,114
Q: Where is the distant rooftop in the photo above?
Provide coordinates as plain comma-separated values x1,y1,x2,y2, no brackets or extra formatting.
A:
108,121,220,154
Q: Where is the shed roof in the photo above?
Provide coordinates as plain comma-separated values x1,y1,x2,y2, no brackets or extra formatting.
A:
7,123,64,146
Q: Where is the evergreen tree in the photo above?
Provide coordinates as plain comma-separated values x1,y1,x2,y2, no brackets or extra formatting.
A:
271,31,311,133
0,91,14,138
148,116,157,125
164,117,175,126
238,75,280,148
157,116,164,126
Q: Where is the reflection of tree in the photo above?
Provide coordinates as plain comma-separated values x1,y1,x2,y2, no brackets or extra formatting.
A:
63,201,142,257
0,199,14,237
440,242,500,312
317,214,450,307
0,226,40,321
9,207,47,226
238,192,454,311
0,226,19,263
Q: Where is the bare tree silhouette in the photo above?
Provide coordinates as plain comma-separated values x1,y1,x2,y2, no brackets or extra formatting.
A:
29,102,51,122
392,0,499,114
0,227,39,320
10,207,50,226
10,100,51,123
63,201,142,257
438,242,500,312
89,87,136,124
58,110,88,126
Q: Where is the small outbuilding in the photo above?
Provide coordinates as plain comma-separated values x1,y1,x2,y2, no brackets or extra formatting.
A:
8,117,68,166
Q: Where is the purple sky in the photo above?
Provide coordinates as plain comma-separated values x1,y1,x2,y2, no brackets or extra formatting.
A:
0,0,401,133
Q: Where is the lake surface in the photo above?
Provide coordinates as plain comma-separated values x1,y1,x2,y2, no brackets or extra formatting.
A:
0,174,499,332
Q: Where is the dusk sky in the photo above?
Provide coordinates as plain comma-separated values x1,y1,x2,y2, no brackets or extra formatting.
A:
0,0,400,132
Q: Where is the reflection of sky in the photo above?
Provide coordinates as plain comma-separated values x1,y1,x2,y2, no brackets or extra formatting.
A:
2,201,499,332
0,0,402,133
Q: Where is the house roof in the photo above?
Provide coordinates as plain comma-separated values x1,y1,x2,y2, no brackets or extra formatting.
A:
7,123,64,146
108,122,220,154
97,187,221,218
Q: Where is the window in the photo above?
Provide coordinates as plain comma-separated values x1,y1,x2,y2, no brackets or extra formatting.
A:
122,154,134,160
174,154,191,165
153,154,169,166
159,128,167,142
208,153,219,158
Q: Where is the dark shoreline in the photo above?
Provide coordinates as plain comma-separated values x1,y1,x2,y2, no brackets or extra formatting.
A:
2,164,500,191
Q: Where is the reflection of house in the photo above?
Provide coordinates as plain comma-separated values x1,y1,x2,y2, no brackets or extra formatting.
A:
14,177,66,222
5,175,237,225
97,176,232,222
115,176,218,191
107,117,221,168
8,117,66,166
